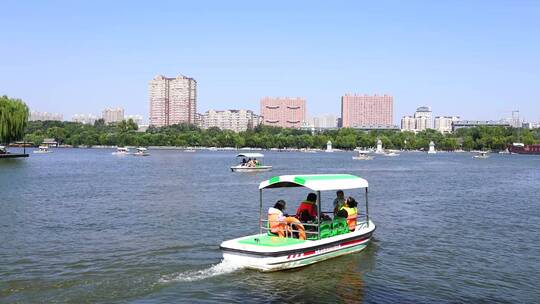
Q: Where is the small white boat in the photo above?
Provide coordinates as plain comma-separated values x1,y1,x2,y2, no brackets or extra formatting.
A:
384,152,400,157
300,149,317,153
498,148,510,154
183,149,196,153
231,153,272,172
33,145,52,154
220,174,375,271
473,151,489,159
133,147,149,156
112,147,130,155
352,151,373,160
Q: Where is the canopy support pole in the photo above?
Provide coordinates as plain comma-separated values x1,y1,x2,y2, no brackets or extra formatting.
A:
259,189,263,235
317,191,321,240
365,188,369,227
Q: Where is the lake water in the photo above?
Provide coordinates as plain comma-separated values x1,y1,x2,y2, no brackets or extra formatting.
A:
1,148,539,303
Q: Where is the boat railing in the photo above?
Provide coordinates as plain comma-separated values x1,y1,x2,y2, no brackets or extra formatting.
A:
260,219,320,239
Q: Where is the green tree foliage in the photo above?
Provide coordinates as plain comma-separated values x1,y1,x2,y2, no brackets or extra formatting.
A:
22,120,540,150
0,95,29,144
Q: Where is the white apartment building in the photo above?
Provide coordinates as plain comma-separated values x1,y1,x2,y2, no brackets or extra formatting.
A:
102,107,124,124
400,116,416,131
414,106,433,130
29,111,63,121
434,116,460,133
401,106,434,132
308,114,337,129
149,74,197,127
72,114,98,125
201,109,260,132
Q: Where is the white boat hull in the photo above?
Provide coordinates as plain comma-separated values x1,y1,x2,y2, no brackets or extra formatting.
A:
220,221,375,271
33,151,52,154
231,165,272,172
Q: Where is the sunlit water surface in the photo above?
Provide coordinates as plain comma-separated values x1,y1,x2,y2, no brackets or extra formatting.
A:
1,148,539,303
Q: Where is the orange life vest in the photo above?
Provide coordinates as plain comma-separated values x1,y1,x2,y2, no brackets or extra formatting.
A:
341,206,357,231
268,208,286,236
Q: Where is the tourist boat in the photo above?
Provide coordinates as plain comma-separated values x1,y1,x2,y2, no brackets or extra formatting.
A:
508,143,540,155
352,151,373,160
220,174,376,271
384,152,400,157
112,147,130,155
473,151,489,159
33,145,52,154
133,147,149,156
230,153,272,172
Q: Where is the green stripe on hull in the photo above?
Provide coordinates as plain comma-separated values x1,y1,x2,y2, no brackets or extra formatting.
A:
238,235,306,247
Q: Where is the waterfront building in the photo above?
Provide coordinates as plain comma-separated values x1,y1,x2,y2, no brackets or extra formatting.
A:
400,116,416,132
201,109,260,132
341,94,393,128
72,114,98,125
260,97,306,128
452,120,511,132
434,116,460,133
125,115,143,125
414,106,433,131
29,111,63,122
102,107,124,124
149,74,197,127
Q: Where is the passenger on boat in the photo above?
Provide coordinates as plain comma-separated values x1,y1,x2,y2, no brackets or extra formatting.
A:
333,190,345,215
296,193,318,222
268,200,306,240
242,158,247,166
339,197,358,231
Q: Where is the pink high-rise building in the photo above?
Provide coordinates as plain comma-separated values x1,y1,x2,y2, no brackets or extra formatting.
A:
149,75,197,127
260,97,306,128
341,94,393,128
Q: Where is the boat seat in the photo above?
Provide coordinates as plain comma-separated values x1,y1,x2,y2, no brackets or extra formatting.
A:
319,221,333,239
332,218,349,235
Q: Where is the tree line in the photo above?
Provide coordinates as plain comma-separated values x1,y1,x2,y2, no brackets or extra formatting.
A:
24,120,540,151
2,95,538,151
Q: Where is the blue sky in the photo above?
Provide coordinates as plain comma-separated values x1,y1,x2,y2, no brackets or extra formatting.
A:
1,0,539,123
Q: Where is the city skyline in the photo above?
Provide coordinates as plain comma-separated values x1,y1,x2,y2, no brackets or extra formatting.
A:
2,1,540,123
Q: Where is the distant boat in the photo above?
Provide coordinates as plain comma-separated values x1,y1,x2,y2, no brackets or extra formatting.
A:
508,143,540,155
231,153,272,172
353,150,374,160
473,151,489,159
133,147,149,156
384,152,400,157
33,145,52,154
112,147,130,155
183,149,196,153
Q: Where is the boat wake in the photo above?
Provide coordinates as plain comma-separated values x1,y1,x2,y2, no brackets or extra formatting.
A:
158,259,244,283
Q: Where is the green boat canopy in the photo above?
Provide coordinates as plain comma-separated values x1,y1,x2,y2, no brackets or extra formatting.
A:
259,174,368,191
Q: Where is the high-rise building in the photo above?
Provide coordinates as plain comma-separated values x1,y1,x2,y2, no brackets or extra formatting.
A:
29,111,63,121
341,94,393,128
149,74,197,127
434,116,460,133
260,97,306,128
414,106,433,130
72,114,98,125
201,109,260,132
102,107,124,124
